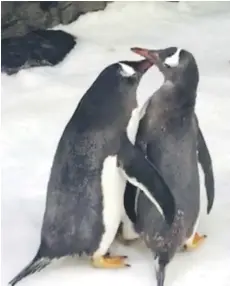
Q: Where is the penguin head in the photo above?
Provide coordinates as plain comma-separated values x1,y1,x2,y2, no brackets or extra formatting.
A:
95,59,153,96
100,59,152,84
85,59,153,109
117,59,153,83
131,47,199,90
97,59,153,100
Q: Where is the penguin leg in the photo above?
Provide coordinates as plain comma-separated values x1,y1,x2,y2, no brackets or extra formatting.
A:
183,232,207,251
117,206,140,246
120,181,141,246
183,207,207,251
91,255,130,268
116,229,140,246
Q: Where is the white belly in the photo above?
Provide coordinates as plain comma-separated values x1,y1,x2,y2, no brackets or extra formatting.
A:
126,101,149,144
94,100,151,255
93,155,126,257
121,100,158,240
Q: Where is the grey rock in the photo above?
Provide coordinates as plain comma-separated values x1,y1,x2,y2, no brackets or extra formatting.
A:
1,1,109,39
1,29,77,75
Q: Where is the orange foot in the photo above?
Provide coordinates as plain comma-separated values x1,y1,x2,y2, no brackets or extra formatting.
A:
91,255,130,269
183,232,207,251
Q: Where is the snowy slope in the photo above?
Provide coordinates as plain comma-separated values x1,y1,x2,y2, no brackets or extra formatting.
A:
1,2,230,286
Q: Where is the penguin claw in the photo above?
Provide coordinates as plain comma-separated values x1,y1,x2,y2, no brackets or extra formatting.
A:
183,232,207,251
105,251,110,256
91,255,129,269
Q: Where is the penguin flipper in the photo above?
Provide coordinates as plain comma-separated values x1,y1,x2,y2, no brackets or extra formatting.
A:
118,135,175,226
124,182,138,224
197,126,215,214
9,253,50,286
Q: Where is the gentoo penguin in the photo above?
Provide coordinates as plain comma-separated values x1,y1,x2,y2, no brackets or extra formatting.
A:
120,46,211,286
119,55,215,246
120,114,215,244
9,58,176,286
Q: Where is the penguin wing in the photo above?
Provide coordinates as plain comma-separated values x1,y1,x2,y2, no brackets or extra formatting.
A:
194,114,215,213
118,135,175,226
124,182,138,223
123,139,149,224
197,125,215,214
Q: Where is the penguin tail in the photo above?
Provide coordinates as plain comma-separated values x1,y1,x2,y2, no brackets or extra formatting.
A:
154,255,167,286
154,253,169,286
156,264,166,286
8,253,50,286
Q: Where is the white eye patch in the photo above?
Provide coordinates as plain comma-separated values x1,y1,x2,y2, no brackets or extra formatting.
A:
164,48,181,67
119,63,136,77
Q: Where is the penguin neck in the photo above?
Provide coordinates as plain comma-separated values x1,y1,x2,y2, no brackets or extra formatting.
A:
158,79,197,119
166,59,199,91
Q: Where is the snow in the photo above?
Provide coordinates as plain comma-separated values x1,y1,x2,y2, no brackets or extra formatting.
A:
1,2,230,286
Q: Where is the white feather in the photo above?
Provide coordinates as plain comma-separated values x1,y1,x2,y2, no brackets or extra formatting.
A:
94,96,150,256
121,210,139,240
164,48,181,67
126,99,149,144
154,256,160,272
121,174,164,218
119,63,135,77
135,188,140,214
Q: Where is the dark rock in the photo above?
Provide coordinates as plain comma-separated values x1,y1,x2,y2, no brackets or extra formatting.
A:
1,1,109,39
1,2,109,75
39,2,59,12
58,1,108,25
1,29,76,75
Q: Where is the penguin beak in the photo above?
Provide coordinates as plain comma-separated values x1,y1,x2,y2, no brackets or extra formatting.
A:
131,47,159,64
135,59,154,74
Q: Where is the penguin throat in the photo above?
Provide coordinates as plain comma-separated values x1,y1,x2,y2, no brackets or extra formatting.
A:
126,101,148,144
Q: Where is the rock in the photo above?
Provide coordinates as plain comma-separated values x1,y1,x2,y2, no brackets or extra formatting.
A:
1,29,77,75
58,2,108,25
1,1,109,39
1,2,110,74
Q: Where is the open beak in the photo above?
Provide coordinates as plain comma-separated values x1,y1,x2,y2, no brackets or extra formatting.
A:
136,59,154,73
131,47,159,64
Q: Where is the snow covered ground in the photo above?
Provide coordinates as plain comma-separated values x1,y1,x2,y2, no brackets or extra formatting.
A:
1,2,230,286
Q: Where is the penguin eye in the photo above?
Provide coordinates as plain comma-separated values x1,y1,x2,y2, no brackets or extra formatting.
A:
164,63,171,69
